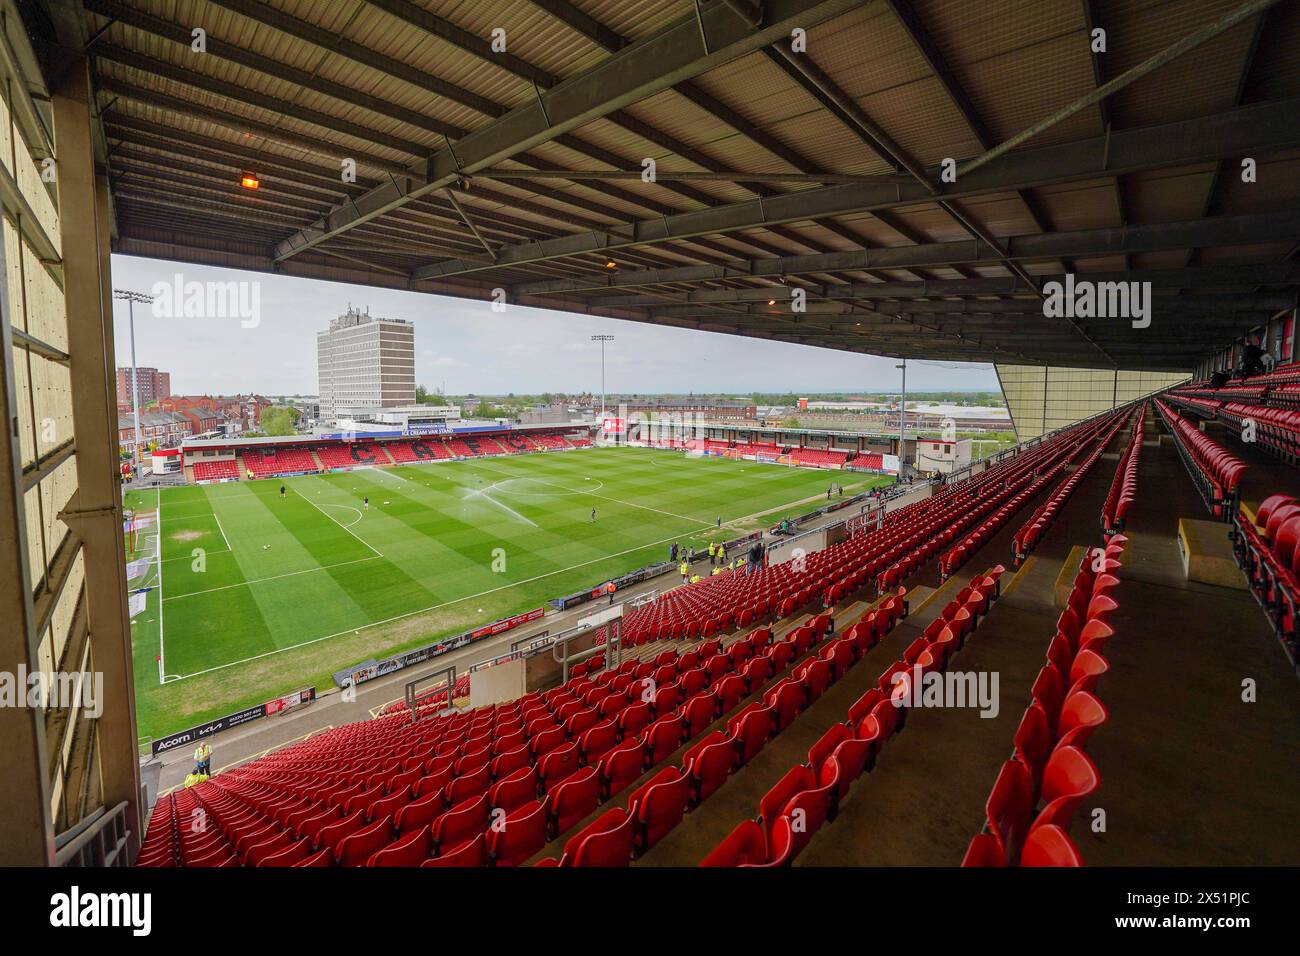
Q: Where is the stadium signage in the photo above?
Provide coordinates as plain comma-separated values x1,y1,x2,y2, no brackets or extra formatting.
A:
408,420,450,435
550,561,676,611
149,687,317,755
332,607,546,688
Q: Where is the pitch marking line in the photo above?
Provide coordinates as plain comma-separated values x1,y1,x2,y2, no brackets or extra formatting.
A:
162,555,383,600
165,523,719,683
462,480,540,528
527,475,704,524
293,485,384,558
159,459,870,683
156,488,168,685
212,510,232,551
317,501,365,528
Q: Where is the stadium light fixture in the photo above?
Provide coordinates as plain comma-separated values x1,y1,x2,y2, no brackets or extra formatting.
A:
113,289,157,472
592,334,614,420
240,171,261,190
604,260,617,269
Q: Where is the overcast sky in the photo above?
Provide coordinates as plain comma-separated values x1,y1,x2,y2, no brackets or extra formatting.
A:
109,254,1001,397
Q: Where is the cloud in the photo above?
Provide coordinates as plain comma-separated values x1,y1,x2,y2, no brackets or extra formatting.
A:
108,254,1002,395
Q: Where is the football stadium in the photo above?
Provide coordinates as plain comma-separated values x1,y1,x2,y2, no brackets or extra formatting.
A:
1,0,1299,934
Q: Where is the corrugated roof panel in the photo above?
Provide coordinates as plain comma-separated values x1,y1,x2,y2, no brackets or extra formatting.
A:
912,0,1098,144
1033,179,1126,232
435,0,610,78
955,31,1098,148
99,60,416,175
1246,0,1300,100
1105,0,1258,128
1125,166,1221,223
1212,154,1300,214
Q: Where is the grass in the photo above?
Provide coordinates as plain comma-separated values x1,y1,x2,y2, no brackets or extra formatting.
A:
124,446,890,741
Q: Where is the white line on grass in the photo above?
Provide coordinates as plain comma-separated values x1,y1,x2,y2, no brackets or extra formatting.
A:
211,509,232,551
528,475,703,523
163,555,383,600
162,454,872,682
166,523,716,682
293,486,384,558
156,488,169,684
317,502,365,528
462,481,539,528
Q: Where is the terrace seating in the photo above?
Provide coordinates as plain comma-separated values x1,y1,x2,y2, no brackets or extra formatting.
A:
846,452,884,470
789,447,849,468
701,567,1003,867
191,459,240,482
1155,398,1246,519
1232,495,1300,666
964,526,1131,867
237,446,319,478
142,408,1137,871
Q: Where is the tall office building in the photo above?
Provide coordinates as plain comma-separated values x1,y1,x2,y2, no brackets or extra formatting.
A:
316,306,416,421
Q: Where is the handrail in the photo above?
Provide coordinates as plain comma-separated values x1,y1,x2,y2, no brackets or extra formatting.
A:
55,800,134,867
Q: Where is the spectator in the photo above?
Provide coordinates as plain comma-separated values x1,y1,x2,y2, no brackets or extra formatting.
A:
680,558,689,582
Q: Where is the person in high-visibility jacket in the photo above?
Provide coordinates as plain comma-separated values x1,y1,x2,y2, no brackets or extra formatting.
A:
194,742,212,777
707,541,717,564
680,559,689,582
689,574,702,584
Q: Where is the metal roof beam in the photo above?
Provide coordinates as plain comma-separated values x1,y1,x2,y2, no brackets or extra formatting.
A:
273,0,862,260
418,98,1300,281
510,209,1300,295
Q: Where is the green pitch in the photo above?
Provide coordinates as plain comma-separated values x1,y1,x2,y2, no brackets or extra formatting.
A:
125,447,890,742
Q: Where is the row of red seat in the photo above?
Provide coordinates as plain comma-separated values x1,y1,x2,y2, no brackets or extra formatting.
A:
702,567,1004,866
941,410,1124,578
789,447,850,468
1101,405,1145,536
964,536,1124,867
536,596,910,866
139,607,856,867
1155,399,1246,519
1232,494,1300,668
191,458,240,481
1014,409,1132,564
204,431,587,482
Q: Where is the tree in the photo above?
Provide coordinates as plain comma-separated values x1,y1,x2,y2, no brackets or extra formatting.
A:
781,416,802,429
260,406,298,436
416,385,448,406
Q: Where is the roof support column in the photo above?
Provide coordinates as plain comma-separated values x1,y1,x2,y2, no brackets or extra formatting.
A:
52,55,142,862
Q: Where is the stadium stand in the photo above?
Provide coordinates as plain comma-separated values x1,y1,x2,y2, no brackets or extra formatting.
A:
847,453,885,470
190,459,240,482
1154,399,1246,519
237,447,320,478
139,409,1131,868
702,567,1005,867
963,538,1125,867
788,448,850,468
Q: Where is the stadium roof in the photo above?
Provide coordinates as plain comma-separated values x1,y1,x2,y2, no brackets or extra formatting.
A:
42,0,1300,370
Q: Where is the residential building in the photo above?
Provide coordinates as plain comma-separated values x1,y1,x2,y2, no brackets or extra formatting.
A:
115,366,170,411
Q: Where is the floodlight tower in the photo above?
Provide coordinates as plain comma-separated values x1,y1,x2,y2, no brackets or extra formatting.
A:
114,289,156,469
896,358,908,478
592,334,614,421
